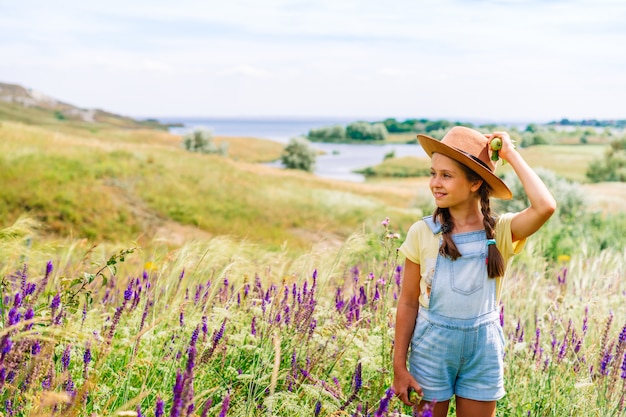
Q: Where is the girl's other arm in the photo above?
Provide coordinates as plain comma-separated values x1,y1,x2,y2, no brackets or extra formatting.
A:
392,258,423,405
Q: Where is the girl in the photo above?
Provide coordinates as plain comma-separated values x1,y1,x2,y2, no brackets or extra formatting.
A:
392,126,556,417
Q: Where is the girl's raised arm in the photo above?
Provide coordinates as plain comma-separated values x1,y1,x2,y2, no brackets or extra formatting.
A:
488,131,557,241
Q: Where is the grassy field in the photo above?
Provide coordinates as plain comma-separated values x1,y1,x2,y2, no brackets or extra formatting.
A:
1,116,625,416
0,121,421,249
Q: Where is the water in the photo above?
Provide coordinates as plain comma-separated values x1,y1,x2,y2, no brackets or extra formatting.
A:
160,117,426,182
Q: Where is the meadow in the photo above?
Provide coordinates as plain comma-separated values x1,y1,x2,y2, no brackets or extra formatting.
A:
1,118,625,416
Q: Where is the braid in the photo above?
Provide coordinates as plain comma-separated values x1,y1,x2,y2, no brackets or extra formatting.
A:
480,186,505,278
434,207,461,260
432,161,506,278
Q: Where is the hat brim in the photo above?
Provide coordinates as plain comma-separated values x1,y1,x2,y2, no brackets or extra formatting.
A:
418,134,513,200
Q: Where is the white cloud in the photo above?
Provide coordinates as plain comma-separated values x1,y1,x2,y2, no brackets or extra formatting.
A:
1,0,625,119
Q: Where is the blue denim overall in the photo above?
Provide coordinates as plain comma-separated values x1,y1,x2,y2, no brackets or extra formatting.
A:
408,216,505,402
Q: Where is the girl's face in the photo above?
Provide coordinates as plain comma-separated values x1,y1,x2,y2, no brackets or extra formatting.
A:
429,153,482,209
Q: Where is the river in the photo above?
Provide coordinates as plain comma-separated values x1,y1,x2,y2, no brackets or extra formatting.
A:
160,117,426,182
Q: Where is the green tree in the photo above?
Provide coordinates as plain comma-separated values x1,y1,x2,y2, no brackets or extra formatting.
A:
281,137,317,172
308,125,346,141
182,129,228,156
586,137,626,182
346,122,388,141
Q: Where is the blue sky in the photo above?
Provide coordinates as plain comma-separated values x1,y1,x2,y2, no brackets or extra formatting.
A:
1,0,625,123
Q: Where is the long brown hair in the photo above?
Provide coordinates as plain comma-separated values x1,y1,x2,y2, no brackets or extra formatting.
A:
433,163,505,278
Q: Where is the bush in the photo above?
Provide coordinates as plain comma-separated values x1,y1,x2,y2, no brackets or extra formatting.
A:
281,137,317,172
493,168,626,260
497,168,585,223
586,136,626,182
182,129,228,156
308,125,346,141
346,122,388,141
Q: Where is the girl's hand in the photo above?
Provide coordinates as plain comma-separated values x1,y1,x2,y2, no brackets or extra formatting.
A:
486,131,517,163
392,367,423,406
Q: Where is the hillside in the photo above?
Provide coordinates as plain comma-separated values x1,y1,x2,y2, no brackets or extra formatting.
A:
0,120,420,249
0,81,170,131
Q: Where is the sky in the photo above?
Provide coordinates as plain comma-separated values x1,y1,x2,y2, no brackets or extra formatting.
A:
1,0,625,123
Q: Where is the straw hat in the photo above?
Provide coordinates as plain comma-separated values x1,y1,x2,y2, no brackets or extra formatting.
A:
418,126,512,200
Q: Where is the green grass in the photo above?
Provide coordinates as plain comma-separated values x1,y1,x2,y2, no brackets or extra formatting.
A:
356,156,431,178
498,144,608,183
0,121,418,249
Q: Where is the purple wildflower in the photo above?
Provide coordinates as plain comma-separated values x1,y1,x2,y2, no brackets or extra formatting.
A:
309,319,317,338
619,323,626,345
8,307,20,326
187,344,197,375
358,286,367,305
1,338,13,355
84,346,92,373
62,344,71,370
314,400,322,416
335,287,344,312
45,260,53,279
219,392,230,417
421,401,436,417
124,282,133,301
339,362,362,410
200,399,213,417
558,339,568,362
171,369,184,417
600,350,612,376
532,327,541,360
394,265,403,287
24,282,36,296
374,387,394,417
515,319,524,342
137,405,144,417
381,217,390,227
287,349,297,392
213,319,226,345
190,326,199,347
251,316,257,336
65,375,75,395
13,292,22,307
155,396,164,417
354,362,362,392
621,352,626,379
51,292,61,311
31,340,41,355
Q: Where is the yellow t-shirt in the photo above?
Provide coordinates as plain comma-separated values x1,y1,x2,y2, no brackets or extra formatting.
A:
399,213,526,308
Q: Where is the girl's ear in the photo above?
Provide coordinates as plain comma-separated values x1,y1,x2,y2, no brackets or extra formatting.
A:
470,179,483,193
